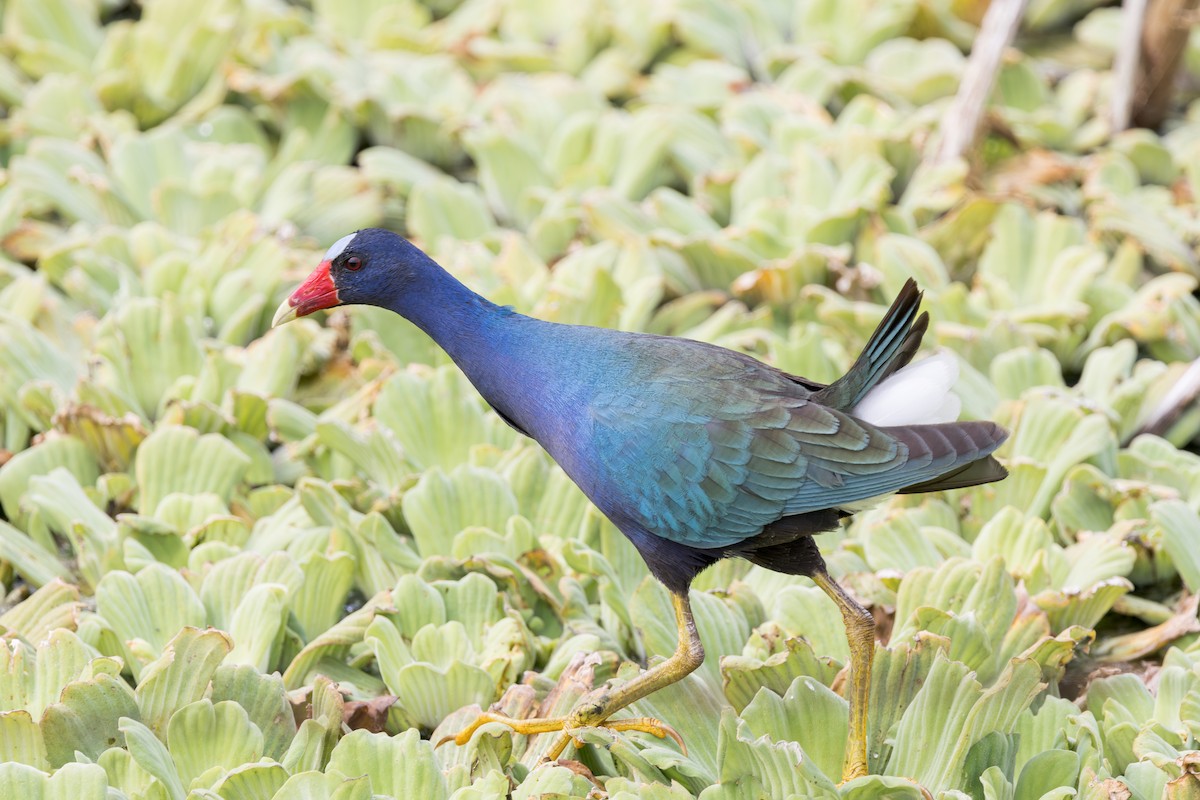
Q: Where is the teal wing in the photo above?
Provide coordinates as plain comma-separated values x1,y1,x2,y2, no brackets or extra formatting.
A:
586,366,1005,550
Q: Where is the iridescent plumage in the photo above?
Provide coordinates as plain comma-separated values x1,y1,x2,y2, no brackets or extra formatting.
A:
274,228,1009,779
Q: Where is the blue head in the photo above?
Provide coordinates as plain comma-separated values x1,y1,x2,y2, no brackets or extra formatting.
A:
272,228,441,325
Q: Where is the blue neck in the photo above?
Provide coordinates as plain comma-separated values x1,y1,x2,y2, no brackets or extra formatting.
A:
381,258,543,430
388,261,504,364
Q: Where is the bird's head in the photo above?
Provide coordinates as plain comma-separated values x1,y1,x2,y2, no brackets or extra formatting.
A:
272,228,426,326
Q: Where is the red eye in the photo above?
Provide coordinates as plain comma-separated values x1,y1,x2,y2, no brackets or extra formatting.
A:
345,256,362,271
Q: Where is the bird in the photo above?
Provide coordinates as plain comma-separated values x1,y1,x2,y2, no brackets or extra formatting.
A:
273,228,1008,781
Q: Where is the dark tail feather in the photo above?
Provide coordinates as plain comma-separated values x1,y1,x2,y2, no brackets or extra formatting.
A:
898,455,1008,493
813,279,929,411
889,420,1009,493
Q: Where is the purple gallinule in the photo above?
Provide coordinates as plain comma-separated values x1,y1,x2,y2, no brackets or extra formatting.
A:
274,228,1008,779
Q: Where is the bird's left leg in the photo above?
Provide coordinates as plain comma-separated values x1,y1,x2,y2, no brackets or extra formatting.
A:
446,590,704,759
811,568,875,782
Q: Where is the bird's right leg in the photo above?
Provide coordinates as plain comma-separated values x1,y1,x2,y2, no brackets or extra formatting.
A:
811,568,876,782
444,591,703,759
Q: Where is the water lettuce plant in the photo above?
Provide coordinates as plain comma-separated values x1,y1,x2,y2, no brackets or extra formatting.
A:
2,0,1200,797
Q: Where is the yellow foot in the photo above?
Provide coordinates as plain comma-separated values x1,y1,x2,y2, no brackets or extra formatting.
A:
439,593,703,762
436,710,685,758
838,764,868,786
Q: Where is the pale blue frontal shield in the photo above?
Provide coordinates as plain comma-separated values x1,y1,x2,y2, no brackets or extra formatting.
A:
324,232,357,261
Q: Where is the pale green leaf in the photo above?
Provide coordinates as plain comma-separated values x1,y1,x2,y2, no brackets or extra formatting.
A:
0,761,109,800
326,729,450,800
134,426,251,514
209,665,296,763
166,700,264,788
0,710,49,769
121,716,186,800
95,565,207,675
134,628,233,736
40,672,139,767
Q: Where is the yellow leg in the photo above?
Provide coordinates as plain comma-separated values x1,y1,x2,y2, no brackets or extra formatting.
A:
443,591,704,759
811,569,875,782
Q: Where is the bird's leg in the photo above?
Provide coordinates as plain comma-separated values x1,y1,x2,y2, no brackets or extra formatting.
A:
810,569,875,782
446,591,704,759
544,590,704,758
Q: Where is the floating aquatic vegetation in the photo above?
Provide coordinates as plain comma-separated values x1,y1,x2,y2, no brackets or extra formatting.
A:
1,0,1199,797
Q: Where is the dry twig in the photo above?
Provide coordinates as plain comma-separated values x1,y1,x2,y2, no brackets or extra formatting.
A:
1112,0,1200,132
926,0,1031,166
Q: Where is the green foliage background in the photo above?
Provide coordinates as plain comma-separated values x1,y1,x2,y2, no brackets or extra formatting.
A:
2,0,1200,797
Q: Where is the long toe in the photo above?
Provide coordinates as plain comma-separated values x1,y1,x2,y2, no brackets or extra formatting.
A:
437,711,570,748
544,716,686,761
604,717,687,754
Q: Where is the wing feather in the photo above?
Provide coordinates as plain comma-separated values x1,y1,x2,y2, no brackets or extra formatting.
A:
586,363,1005,549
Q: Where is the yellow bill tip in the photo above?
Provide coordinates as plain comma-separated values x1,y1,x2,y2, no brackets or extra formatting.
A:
271,298,301,327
